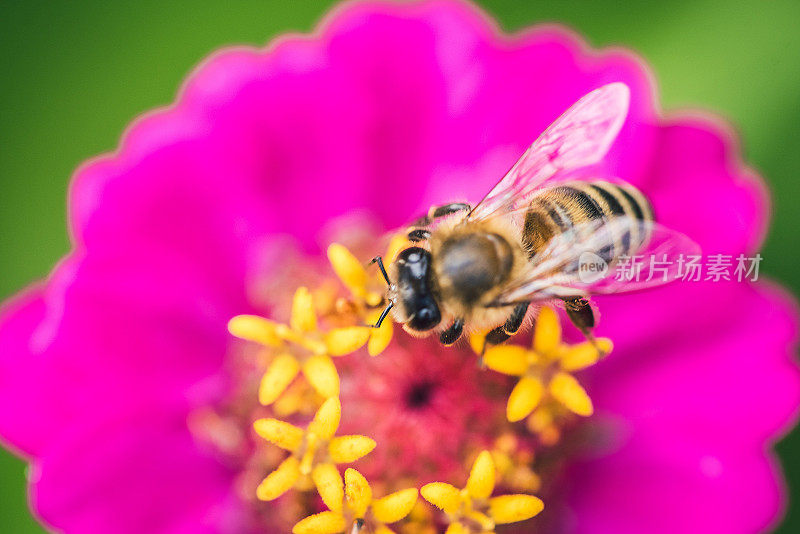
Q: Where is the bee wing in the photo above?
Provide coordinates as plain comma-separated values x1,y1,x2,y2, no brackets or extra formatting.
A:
491,217,701,305
469,83,630,221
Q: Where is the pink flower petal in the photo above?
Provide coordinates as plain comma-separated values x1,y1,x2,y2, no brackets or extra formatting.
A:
603,283,798,441
0,287,51,457
0,1,793,532
69,0,660,264
642,117,769,255
31,401,242,534
564,444,785,534
0,250,242,456
562,282,800,532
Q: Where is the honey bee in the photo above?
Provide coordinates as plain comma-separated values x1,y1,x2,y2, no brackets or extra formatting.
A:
369,83,699,349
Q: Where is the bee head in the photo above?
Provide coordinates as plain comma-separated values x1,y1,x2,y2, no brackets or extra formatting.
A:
389,246,441,332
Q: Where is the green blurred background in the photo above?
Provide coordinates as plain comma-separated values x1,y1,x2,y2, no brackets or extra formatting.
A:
1,0,798,531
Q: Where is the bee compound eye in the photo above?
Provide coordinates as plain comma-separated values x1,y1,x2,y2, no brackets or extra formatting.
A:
399,246,427,265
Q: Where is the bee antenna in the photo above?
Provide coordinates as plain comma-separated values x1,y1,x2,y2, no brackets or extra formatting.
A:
369,255,391,285
372,302,394,328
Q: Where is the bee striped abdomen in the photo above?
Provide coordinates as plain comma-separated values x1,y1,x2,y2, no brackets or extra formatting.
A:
523,180,653,262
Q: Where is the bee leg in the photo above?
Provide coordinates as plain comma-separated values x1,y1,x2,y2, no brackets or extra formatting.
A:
563,297,595,331
485,327,511,346
408,204,471,242
474,325,510,367
479,326,509,353
407,228,431,242
503,302,529,335
562,297,607,357
439,318,465,346
411,203,472,227
431,202,471,219
476,304,529,364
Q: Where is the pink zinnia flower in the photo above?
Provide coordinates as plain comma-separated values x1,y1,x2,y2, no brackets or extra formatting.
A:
0,0,797,532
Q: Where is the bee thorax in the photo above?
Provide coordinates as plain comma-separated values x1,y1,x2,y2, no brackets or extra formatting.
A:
435,232,513,305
